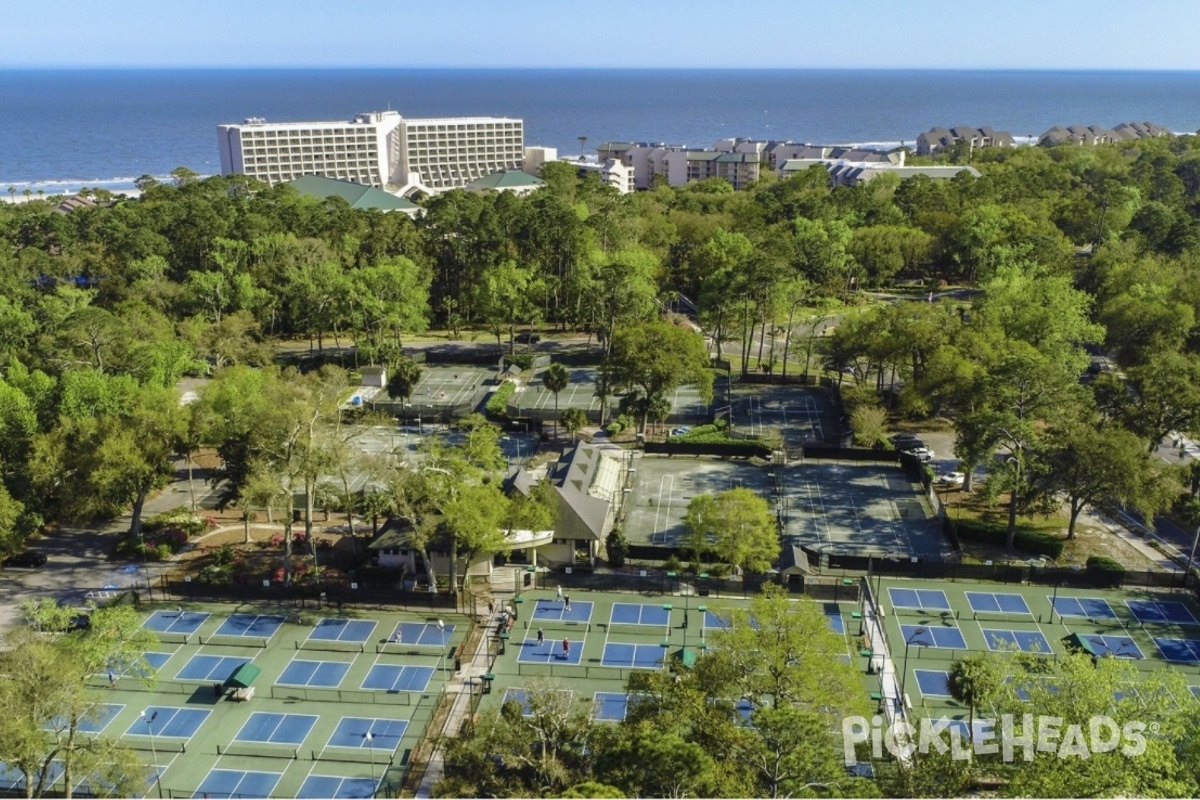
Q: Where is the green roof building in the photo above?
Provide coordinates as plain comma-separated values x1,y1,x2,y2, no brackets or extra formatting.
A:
286,175,420,215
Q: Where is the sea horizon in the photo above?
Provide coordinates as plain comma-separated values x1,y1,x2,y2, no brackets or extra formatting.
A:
4,67,1200,193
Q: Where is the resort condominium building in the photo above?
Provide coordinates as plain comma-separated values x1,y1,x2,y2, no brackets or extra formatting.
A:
217,111,524,193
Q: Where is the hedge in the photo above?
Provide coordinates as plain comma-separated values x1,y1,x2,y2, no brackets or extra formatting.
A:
955,518,1066,559
1085,555,1125,587
486,381,516,417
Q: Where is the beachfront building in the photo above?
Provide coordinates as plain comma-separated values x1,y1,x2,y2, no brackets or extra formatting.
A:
217,111,525,195
915,125,1015,155
1039,121,1171,147
556,157,636,194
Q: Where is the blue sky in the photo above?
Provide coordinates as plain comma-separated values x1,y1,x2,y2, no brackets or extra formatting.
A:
3,0,1197,70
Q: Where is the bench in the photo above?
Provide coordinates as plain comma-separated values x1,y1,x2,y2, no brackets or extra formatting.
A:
231,686,255,702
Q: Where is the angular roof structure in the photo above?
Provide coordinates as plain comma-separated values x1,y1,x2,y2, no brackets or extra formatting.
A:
287,175,420,213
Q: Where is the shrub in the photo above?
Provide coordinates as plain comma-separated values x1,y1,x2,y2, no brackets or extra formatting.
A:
605,528,629,568
606,422,623,436
144,510,210,538
213,543,236,566
955,519,1066,559
663,554,682,573
1086,555,1125,587
486,381,516,418
504,353,534,371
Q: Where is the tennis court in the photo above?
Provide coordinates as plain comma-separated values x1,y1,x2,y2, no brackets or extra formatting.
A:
125,706,210,739
518,637,585,665
966,592,1032,616
50,702,123,734
914,669,953,698
277,658,352,688
530,599,593,626
235,712,318,746
361,664,435,692
981,629,1052,653
890,588,952,613
601,642,667,669
900,624,967,649
142,609,208,636
1050,596,1118,620
1153,637,1200,663
728,384,840,447
194,767,281,799
1127,600,1200,625
501,688,574,716
326,717,410,750
517,366,715,425
609,602,670,629
213,613,286,640
309,618,377,643
70,602,455,799
385,621,456,646
175,654,250,682
622,455,944,557
593,692,635,721
298,775,377,799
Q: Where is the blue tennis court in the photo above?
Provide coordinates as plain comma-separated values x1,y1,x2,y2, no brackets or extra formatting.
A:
386,621,456,647
278,658,351,688
900,625,967,649
326,717,409,749
235,712,318,745
111,651,172,678
1051,596,1117,619
610,603,670,627
1191,686,1200,698
214,613,286,639
175,654,250,681
298,775,377,799
826,612,845,635
1077,634,1143,659
702,611,760,631
517,637,584,664
125,706,210,738
982,629,1052,653
141,610,208,634
531,599,594,624
1127,600,1200,626
889,588,951,611
593,692,635,721
309,618,377,642
361,664,435,692
0,761,62,792
966,592,1031,615
50,703,122,734
601,642,665,669
1153,637,1200,663
502,688,574,716
194,768,281,799
914,669,952,698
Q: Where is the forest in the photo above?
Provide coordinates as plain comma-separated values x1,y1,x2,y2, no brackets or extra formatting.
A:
4,135,1200,560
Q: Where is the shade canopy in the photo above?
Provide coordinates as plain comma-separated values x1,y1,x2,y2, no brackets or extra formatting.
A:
225,662,262,689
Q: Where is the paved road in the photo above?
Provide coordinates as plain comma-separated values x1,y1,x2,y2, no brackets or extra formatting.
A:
0,460,204,640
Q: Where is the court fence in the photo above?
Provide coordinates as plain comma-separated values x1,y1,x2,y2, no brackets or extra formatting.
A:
159,575,458,612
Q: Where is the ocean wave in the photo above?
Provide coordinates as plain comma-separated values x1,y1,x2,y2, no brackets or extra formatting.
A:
0,174,211,196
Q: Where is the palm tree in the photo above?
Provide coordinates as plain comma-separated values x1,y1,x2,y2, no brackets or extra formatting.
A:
947,655,1001,733
562,407,588,442
543,363,570,442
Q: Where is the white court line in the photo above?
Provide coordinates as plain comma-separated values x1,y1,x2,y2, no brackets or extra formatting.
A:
814,480,833,548
663,475,676,542
652,475,668,542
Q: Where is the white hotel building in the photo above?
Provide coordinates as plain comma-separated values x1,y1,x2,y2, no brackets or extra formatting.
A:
217,111,525,195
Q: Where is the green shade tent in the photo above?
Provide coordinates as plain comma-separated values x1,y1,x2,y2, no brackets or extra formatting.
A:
1061,632,1103,658
225,662,262,689
672,646,697,670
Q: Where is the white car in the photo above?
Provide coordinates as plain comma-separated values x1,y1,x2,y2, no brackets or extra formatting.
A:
937,471,965,488
908,447,935,462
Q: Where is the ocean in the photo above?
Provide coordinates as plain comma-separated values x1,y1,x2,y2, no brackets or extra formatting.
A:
4,68,1200,195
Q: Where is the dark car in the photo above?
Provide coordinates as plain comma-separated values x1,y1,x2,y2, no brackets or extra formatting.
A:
514,332,541,344
3,550,47,568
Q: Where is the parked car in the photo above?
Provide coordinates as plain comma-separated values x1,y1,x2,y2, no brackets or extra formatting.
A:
3,550,47,568
889,433,922,445
936,472,965,488
907,447,935,462
896,440,927,453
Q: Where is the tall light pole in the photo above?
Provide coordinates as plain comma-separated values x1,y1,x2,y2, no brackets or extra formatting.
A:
140,710,162,799
437,619,448,689
365,731,376,795
1185,522,1200,587
900,627,932,715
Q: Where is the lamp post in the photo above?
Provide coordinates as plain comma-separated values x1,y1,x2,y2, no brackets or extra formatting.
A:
437,619,448,689
365,731,376,794
1186,522,1200,587
140,710,162,799
900,627,933,714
